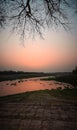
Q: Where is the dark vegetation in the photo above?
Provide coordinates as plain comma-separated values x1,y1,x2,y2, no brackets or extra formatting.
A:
0,71,54,82
0,70,71,82
54,74,77,87
41,74,77,87
41,67,77,87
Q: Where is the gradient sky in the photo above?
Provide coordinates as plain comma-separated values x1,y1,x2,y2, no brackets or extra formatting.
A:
0,5,77,72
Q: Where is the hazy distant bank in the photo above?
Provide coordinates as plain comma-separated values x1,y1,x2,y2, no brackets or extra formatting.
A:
0,71,70,82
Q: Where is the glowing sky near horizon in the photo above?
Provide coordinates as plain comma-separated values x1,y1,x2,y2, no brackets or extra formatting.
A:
0,4,77,72
0,26,77,72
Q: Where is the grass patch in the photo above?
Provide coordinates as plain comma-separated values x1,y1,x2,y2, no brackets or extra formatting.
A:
40,76,55,81
47,88,77,100
0,88,77,102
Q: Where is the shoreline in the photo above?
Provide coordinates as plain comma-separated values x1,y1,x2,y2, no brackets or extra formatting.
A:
0,87,77,102
41,74,77,87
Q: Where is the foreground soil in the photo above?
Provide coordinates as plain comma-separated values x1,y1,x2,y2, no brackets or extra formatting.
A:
0,91,77,130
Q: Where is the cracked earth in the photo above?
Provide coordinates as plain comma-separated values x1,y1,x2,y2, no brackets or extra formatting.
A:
0,93,77,130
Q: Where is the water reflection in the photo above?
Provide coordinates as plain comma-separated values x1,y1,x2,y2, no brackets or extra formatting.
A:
0,77,71,96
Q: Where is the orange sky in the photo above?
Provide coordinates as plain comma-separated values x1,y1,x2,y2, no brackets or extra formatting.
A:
0,28,77,72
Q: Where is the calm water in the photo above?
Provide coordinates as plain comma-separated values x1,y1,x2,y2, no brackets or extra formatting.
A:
0,77,71,96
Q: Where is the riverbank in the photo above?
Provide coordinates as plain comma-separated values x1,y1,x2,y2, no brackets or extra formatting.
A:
0,87,77,102
41,74,77,87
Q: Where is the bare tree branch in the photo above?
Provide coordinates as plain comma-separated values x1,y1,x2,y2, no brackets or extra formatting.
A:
0,0,77,39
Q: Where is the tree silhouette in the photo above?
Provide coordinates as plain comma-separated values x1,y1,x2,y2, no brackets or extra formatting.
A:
0,0,77,38
0,0,6,28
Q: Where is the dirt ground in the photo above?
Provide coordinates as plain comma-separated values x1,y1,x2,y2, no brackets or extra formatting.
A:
0,93,77,130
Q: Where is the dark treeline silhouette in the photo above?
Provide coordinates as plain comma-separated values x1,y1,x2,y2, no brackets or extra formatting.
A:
0,70,70,75
0,70,71,82
0,70,52,82
0,70,44,75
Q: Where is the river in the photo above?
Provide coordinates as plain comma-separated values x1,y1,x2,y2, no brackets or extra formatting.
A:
0,77,71,96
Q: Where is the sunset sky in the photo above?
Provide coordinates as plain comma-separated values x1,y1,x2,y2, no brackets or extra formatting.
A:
0,4,77,72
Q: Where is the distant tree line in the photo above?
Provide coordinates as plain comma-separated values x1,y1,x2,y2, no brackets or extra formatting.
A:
0,70,44,75
0,70,71,75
